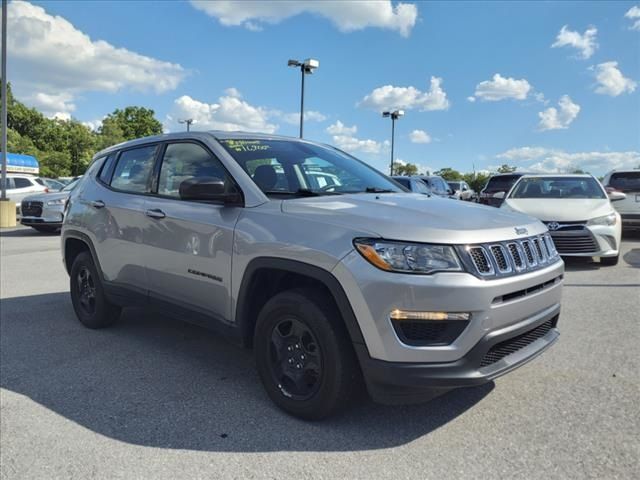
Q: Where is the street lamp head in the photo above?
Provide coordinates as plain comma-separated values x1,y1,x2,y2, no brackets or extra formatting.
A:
394,110,405,118
288,59,301,67
382,111,391,118
302,58,319,74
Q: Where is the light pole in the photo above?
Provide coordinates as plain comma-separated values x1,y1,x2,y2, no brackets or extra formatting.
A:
1,0,8,201
288,58,319,138
382,110,404,176
179,118,194,132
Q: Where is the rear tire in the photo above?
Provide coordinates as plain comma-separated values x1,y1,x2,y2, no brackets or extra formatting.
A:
254,288,360,420
70,251,121,328
601,255,619,266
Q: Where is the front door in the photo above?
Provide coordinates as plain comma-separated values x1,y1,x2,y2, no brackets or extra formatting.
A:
143,141,242,323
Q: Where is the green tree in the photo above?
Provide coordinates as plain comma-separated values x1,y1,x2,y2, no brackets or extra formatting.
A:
38,151,72,178
100,106,163,142
462,172,490,192
496,164,517,173
66,120,97,175
393,162,419,176
435,167,463,181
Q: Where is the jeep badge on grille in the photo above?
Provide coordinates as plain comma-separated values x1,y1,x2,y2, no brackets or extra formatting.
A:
515,227,528,235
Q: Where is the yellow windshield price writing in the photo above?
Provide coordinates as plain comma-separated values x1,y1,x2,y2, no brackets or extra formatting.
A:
223,140,271,152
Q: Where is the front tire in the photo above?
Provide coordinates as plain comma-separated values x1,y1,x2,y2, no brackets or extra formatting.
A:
70,251,121,328
601,255,619,266
254,288,359,420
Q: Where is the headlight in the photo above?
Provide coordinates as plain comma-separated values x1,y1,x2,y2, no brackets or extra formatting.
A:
354,238,463,274
587,213,617,226
46,198,65,206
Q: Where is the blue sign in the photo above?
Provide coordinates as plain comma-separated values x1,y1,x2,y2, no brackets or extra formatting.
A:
6,152,39,173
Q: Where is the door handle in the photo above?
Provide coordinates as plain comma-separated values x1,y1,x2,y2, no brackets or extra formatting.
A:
145,209,166,219
91,200,105,209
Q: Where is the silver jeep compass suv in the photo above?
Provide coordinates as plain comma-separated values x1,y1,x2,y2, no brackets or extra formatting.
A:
62,132,563,419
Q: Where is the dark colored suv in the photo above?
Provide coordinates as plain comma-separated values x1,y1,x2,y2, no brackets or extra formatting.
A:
479,173,527,207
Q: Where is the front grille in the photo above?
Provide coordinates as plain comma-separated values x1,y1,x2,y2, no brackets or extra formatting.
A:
21,201,43,217
461,233,560,279
550,233,598,254
392,320,469,347
468,247,493,274
480,317,556,367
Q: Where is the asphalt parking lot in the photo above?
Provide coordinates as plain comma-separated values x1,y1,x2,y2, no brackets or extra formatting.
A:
1,226,639,479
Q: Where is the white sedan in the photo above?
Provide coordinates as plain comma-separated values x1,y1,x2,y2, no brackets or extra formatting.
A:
499,174,624,265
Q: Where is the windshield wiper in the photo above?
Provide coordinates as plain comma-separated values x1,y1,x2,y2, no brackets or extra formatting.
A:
364,187,395,193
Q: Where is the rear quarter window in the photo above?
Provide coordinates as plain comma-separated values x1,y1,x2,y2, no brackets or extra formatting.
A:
609,172,640,192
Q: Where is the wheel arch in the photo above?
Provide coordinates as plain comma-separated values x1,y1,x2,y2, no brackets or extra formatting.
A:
235,257,366,348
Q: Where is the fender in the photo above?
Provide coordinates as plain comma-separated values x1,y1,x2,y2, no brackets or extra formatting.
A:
235,257,366,347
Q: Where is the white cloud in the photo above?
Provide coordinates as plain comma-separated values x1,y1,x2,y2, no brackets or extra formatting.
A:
25,92,76,119
326,120,357,136
551,25,598,59
625,5,640,30
538,95,581,131
471,74,532,102
409,129,432,144
592,61,637,96
359,77,450,112
167,91,277,133
326,121,383,154
190,0,418,37
280,110,328,125
466,96,476,103
497,147,640,174
82,119,103,132
5,1,186,110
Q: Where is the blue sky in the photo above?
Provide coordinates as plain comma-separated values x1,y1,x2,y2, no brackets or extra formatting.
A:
5,0,640,175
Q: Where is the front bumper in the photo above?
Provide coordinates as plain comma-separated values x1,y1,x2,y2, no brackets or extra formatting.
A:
357,305,559,404
20,207,64,227
549,222,621,258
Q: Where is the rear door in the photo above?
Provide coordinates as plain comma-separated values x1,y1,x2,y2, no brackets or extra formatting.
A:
88,145,158,295
142,141,242,323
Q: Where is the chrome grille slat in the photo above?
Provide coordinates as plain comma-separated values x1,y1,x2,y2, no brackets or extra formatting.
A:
463,233,561,279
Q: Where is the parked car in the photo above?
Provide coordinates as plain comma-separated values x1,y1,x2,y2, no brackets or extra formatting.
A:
479,173,527,207
448,180,475,201
391,176,431,194
62,132,563,420
419,175,453,198
42,178,66,192
1,174,49,212
500,174,623,265
21,177,81,233
602,169,640,230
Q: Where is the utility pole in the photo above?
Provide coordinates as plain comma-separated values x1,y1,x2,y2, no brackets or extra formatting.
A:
382,110,404,176
288,58,319,138
1,0,8,201
178,118,194,132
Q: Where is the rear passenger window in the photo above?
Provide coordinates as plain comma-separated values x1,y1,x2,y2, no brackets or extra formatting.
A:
111,145,157,193
14,178,32,188
157,143,229,198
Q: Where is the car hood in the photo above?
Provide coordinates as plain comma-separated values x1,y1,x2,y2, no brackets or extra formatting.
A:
281,193,546,244
502,198,613,222
22,191,70,203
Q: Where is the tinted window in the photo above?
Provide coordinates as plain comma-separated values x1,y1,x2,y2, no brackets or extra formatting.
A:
98,154,117,184
447,182,460,191
13,178,33,188
485,175,520,192
219,139,402,195
158,143,229,198
111,145,157,193
510,177,606,199
392,177,411,189
35,178,45,186
609,172,640,192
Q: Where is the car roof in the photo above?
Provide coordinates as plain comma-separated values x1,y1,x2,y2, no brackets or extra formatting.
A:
518,173,593,178
93,130,313,158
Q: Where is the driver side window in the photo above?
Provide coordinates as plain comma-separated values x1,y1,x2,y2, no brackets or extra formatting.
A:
158,143,228,198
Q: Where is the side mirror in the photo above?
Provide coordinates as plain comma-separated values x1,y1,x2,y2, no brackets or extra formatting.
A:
493,191,506,199
607,190,626,202
179,177,242,205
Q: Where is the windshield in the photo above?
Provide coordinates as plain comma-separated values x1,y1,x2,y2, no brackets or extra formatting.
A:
509,176,606,199
609,171,640,192
219,139,403,196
